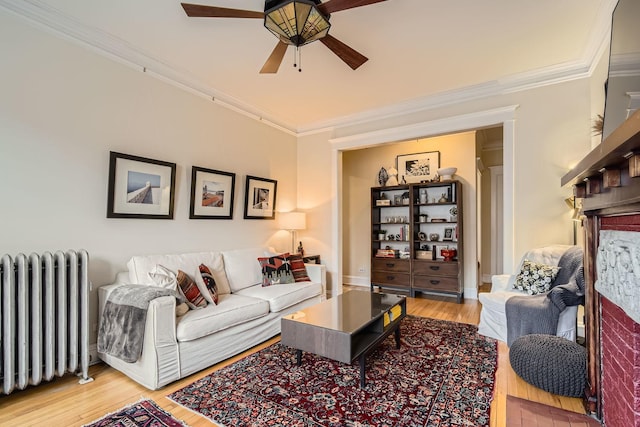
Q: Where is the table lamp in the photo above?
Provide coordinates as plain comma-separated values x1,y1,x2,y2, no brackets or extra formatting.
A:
279,212,306,253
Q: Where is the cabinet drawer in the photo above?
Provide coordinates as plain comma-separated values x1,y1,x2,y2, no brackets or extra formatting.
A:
413,276,459,292
371,271,410,288
412,261,459,276
372,258,410,273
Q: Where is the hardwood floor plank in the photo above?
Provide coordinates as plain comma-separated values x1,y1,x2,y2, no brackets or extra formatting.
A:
0,290,588,427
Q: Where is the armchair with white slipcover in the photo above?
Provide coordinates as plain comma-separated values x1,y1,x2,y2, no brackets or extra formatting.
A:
478,245,584,346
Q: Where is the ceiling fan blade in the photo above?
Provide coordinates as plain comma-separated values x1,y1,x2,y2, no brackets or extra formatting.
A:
317,0,386,15
260,41,289,74
181,3,264,19
320,35,368,70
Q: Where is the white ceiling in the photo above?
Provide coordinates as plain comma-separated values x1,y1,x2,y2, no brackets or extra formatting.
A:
1,0,617,134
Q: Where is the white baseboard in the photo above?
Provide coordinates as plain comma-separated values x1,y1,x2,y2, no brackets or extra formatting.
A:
464,287,478,300
342,275,370,288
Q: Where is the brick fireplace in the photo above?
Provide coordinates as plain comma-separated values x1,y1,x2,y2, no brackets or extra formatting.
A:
601,298,640,426
562,111,640,424
596,217,640,426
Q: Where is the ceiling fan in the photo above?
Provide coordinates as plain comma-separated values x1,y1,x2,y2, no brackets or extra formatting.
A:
181,0,388,73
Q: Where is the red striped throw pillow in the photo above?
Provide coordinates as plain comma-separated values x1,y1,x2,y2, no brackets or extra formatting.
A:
177,270,206,309
288,254,311,282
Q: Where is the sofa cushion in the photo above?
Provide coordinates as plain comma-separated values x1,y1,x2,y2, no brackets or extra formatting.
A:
235,282,322,312
257,253,294,286
127,252,231,295
222,248,269,292
177,270,207,310
513,260,560,295
289,254,311,282
148,264,177,290
175,294,269,342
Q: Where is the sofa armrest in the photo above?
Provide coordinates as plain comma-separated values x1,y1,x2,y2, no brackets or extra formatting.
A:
305,263,327,298
491,274,513,292
97,283,180,390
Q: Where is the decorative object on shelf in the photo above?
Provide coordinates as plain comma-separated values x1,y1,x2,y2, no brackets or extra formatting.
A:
189,166,236,220
401,175,407,184
397,151,440,183
438,193,448,203
449,206,458,222
419,189,427,204
418,232,427,241
386,167,399,186
443,227,455,241
416,250,431,259
377,231,387,241
377,167,389,186
429,233,440,242
394,195,402,205
244,175,277,219
279,211,306,252
376,249,397,258
430,218,447,223
441,248,457,262
297,241,304,256
437,167,458,181
107,151,176,219
419,214,428,223
402,191,410,205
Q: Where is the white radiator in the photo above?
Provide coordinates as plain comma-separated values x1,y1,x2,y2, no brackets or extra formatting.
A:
0,250,93,394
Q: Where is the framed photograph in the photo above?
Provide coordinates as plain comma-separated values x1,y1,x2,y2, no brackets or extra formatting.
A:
243,175,277,219
107,151,176,219
397,151,440,183
443,227,455,241
189,166,236,219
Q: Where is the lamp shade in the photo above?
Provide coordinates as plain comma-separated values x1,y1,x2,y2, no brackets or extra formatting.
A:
279,211,306,230
264,0,330,47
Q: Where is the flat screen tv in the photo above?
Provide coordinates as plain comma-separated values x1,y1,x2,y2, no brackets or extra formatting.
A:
601,0,640,140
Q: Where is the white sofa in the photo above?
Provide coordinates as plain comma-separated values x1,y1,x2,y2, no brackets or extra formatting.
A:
478,245,579,344
98,247,326,390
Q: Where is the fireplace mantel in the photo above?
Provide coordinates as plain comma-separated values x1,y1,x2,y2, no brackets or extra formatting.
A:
562,109,640,424
562,109,640,214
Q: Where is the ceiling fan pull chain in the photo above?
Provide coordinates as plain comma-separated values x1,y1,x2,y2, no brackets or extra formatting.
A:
298,47,302,72
293,47,297,69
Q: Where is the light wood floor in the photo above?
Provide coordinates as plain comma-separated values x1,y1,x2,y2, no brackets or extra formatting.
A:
0,291,586,427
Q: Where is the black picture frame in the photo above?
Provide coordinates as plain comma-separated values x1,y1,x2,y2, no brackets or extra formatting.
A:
189,166,236,219
243,175,277,219
396,151,440,183
107,151,176,219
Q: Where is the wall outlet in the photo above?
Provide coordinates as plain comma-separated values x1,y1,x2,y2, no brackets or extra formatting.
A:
358,266,366,273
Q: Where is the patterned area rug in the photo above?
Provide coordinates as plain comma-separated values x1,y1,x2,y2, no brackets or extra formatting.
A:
169,315,498,427
82,398,189,427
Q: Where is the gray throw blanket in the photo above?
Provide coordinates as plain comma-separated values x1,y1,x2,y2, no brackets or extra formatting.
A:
505,246,583,346
98,285,181,363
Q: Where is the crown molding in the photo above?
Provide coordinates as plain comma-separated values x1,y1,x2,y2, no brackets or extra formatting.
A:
1,0,618,137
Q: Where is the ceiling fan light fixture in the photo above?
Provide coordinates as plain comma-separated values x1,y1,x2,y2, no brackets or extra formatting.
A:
264,0,331,47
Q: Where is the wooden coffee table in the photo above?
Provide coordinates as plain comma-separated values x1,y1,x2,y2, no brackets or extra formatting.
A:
281,290,406,387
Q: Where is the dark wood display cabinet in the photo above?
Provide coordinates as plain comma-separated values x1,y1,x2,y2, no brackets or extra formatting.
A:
370,181,464,302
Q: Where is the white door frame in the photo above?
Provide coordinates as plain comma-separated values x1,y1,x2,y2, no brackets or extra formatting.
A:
329,105,517,299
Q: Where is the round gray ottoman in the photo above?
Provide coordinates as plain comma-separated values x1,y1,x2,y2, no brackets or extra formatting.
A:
509,334,586,397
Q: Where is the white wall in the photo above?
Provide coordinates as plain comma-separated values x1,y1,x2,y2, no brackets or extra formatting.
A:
0,12,297,341
298,79,595,288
